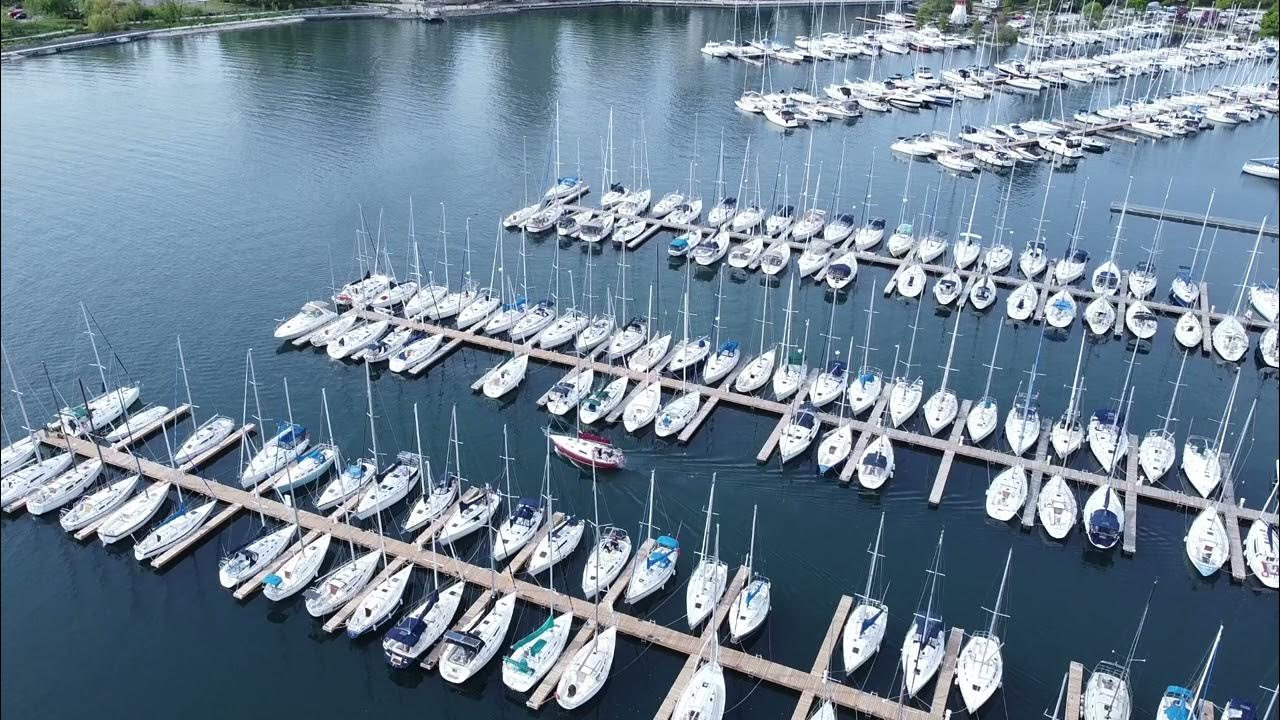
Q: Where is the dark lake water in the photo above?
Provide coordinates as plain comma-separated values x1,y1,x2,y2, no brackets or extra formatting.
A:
2,9,1277,719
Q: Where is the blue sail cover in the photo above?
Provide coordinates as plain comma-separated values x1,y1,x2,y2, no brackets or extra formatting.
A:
557,176,579,186
1159,686,1195,720
1088,509,1121,547
828,361,847,377
275,423,306,446
647,535,679,568
861,607,885,633
719,340,740,354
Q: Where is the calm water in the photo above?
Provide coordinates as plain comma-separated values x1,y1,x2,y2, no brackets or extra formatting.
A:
2,10,1278,719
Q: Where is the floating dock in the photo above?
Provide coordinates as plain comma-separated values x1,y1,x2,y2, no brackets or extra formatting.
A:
1108,203,1278,238
53,432,966,719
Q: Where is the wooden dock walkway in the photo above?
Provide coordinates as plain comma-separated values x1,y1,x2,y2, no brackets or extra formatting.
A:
790,595,853,720
1065,661,1084,719
928,400,972,507
357,310,1278,530
1021,425,1053,530
39,432,984,720
929,627,964,716
1123,439,1140,556
1108,202,1278,238
652,565,749,720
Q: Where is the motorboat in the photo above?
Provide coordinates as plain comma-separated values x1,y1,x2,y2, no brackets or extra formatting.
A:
985,465,1027,521
550,432,625,471
274,301,337,340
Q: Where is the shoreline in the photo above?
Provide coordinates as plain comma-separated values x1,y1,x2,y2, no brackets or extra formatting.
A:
2,0,889,60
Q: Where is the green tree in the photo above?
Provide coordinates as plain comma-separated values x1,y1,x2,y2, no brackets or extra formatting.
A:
1082,0,1105,22
1214,0,1235,9
26,0,80,18
1127,0,1148,9
1262,4,1278,35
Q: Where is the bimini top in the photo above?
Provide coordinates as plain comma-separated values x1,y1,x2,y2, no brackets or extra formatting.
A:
1068,248,1090,263
1092,408,1124,427
870,217,887,229
556,176,580,186
895,222,914,235
795,404,818,428
826,361,847,376
718,340,740,355
1088,507,1121,540
773,204,795,217
443,630,484,651
912,616,944,641
1159,686,1196,720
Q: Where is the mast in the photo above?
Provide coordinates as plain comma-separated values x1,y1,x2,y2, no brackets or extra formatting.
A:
414,403,427,506
860,512,885,601
980,321,1003,400
983,549,1012,639
591,463,602,629
859,291,876,370
1105,178,1133,265
1120,581,1157,677
698,474,717,562
901,296,924,381
1187,190,1215,276
712,270,725,349
1232,222,1266,318
938,311,961,394
2,346,39,462
744,504,757,577
79,303,109,394
1157,352,1188,437
1064,330,1086,419
641,470,656,544
175,336,199,435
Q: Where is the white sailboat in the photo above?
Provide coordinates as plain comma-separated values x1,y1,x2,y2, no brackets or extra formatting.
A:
842,512,888,675
685,476,728,629
966,320,1004,443
305,548,381,617
986,465,1028,522
807,300,848,407
771,278,805,400
97,480,170,545
1212,224,1265,363
923,311,962,436
1005,331,1045,457
857,432,894,490
581,467,631,599
381,537,464,669
625,471,680,605
1,349,71,504
491,426,542,563
727,505,769,643
734,282,775,395
438,590,517,684
132,496,218,561
1082,584,1153,720
1037,473,1078,540
901,530,947,697
622,378,662,433
502,483,572,693
263,533,332,601
1137,351,1187,483
1182,370,1240,499
1051,333,1088,459
1244,470,1278,589
848,292,882,415
1091,180,1131,297
670,637,726,720
1187,398,1254,577
703,274,740,385
955,549,1012,713
1089,346,1137,474
525,463,585,577
888,300,925,428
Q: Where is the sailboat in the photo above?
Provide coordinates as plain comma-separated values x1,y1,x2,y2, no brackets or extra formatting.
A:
987,465,1028,522
670,635,726,720
1244,468,1278,589
667,280,711,374
1182,370,1240,499
923,311,962,435
1083,583,1154,720
966,320,1004,443
807,299,848,407
888,300,925,428
1051,332,1088,459
545,365,595,417
403,406,459,532
842,512,888,675
1052,184,1091,285
575,252,614,351
734,282,775,395
901,529,947,697
622,377,662,433
1137,352,1187,482
1092,181,1132,297
1156,626,1222,720
490,426,543,562
542,102,586,201
1005,330,1045,456
954,549,1012,713
382,535,464,668
0,349,73,506
1212,223,1265,363
727,505,769,643
1170,192,1214,308
625,471,680,604
263,532,332,601
502,486,573,693
1038,471,1078,540
1187,398,1254,577
581,466,632,598
686,476,728,630
438,584,517,684
848,292,882,415
132,496,218,561
703,273,740,384
1089,346,1137,474
525,461,585,577
557,473,621,708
